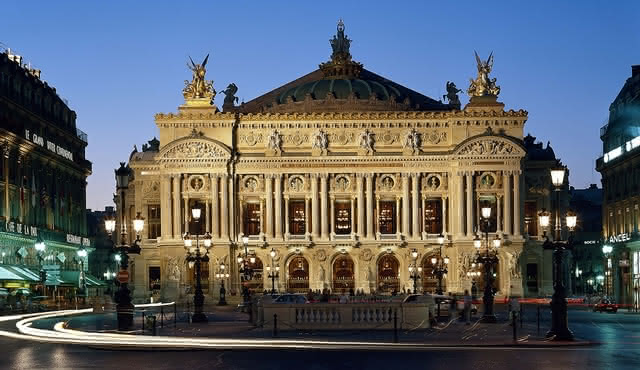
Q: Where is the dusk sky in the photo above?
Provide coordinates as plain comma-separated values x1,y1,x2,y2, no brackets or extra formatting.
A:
2,1,639,211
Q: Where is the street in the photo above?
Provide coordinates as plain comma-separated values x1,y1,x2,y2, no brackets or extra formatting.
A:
1,307,639,369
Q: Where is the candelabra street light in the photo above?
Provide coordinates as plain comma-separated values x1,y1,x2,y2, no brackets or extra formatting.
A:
432,234,450,297
35,236,46,295
475,206,501,323
602,244,613,298
538,166,577,341
215,262,230,306
267,248,279,295
408,248,422,294
105,162,144,331
77,247,88,303
183,207,213,323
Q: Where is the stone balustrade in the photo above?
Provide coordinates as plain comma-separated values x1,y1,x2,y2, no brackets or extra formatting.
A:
258,301,433,330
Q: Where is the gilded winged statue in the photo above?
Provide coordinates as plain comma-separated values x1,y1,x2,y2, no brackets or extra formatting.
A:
467,52,500,97
183,54,215,101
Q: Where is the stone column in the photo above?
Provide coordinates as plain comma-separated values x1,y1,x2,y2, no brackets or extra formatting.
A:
496,194,502,234
311,174,319,238
221,174,229,240
466,173,473,237
366,174,375,240
411,174,420,239
205,199,210,233
172,175,182,238
184,195,189,233
395,197,401,235
160,175,171,239
350,197,355,236
305,197,310,235
357,175,365,239
376,197,381,235
442,196,448,236
330,195,335,237
284,197,290,237
265,175,273,238
402,174,410,237
321,174,329,239
513,172,521,237
457,173,464,237
275,174,282,239
503,172,512,236
211,175,219,239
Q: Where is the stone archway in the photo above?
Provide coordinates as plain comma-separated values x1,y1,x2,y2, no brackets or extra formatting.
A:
421,254,446,294
377,254,400,294
287,256,309,293
332,254,355,294
245,257,264,293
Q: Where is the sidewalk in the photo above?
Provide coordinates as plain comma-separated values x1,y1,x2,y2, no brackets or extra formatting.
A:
63,306,597,347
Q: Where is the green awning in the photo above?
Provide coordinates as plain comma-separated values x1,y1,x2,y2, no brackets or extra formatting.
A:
60,271,106,287
0,266,25,281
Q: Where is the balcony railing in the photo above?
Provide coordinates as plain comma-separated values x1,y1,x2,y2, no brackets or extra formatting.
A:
76,128,88,144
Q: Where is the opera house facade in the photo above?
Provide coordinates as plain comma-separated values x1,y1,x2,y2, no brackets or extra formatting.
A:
117,22,529,302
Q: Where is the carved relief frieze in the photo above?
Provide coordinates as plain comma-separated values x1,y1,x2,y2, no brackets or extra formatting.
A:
142,181,160,199
240,132,264,146
329,131,355,146
422,130,447,145
286,131,310,146
378,130,399,145
159,139,229,161
458,139,516,156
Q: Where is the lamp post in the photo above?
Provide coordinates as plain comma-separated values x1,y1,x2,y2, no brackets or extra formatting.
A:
267,248,279,295
77,247,87,303
408,248,422,294
432,234,450,296
238,236,254,304
538,166,576,341
474,206,500,323
106,162,144,331
215,262,230,306
183,207,213,323
602,244,613,298
35,236,46,295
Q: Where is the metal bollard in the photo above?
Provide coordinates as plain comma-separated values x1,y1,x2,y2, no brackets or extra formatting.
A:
520,304,523,328
512,311,517,342
393,310,398,343
142,311,145,332
152,316,157,336
537,305,540,335
273,314,278,338
161,306,164,328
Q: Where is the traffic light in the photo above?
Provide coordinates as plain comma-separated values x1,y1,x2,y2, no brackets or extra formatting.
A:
40,269,47,284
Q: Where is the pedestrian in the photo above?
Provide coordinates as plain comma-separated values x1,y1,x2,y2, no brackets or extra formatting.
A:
464,289,472,325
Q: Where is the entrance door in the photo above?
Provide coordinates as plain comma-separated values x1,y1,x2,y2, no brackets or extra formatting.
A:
377,254,399,293
332,255,355,293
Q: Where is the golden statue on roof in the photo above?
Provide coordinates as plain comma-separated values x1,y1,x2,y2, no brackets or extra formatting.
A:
468,52,501,97
183,54,215,104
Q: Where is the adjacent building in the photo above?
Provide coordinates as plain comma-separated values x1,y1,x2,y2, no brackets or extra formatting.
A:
596,64,640,309
0,48,101,298
118,22,531,303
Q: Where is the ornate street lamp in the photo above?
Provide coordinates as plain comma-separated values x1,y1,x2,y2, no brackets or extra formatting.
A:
34,236,46,294
432,234,449,297
215,262,230,306
408,248,422,294
602,244,613,298
106,163,143,331
475,206,500,323
77,247,87,300
183,207,213,323
538,166,576,341
268,248,279,295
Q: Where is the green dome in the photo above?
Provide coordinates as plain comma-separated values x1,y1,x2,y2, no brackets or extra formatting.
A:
278,77,403,104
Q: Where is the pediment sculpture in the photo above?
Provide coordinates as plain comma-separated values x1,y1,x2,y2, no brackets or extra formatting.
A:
359,129,374,155
458,139,516,156
402,128,421,155
266,129,283,155
311,129,328,155
161,140,228,160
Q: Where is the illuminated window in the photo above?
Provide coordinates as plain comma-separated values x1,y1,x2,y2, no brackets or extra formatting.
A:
244,202,261,236
424,199,442,234
379,201,396,234
334,201,351,234
289,200,306,235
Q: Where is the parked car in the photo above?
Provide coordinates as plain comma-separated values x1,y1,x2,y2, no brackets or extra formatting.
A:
272,294,309,304
593,298,618,313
